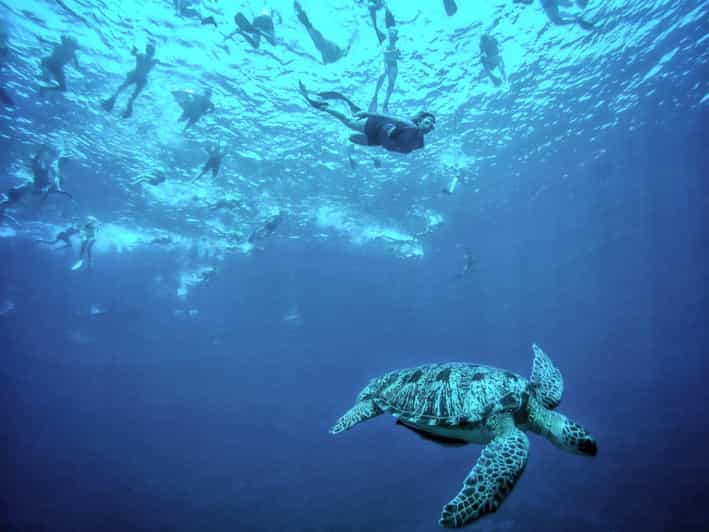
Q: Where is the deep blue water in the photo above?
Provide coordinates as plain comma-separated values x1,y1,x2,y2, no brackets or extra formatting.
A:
2,1,709,531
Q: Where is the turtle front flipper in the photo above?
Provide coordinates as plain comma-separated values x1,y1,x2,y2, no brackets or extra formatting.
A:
439,416,529,528
329,399,382,434
530,343,563,409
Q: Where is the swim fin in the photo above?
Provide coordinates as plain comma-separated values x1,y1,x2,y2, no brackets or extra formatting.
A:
71,259,83,271
444,0,457,16
234,12,254,33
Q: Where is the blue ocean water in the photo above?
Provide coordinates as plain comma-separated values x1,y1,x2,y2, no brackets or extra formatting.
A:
1,0,708,531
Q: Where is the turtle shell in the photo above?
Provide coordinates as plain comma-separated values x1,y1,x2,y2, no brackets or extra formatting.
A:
363,363,529,427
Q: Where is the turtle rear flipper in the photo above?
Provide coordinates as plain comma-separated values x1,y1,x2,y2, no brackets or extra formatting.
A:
439,416,528,528
329,399,382,434
530,344,563,409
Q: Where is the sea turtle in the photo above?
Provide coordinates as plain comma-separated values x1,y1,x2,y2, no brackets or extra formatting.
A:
330,344,597,528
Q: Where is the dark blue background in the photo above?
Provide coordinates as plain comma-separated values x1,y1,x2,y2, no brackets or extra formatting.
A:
2,65,709,532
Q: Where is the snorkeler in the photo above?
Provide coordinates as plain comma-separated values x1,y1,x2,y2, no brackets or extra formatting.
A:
480,34,507,86
131,171,166,186
194,140,226,182
36,224,80,248
72,216,98,271
174,0,217,26
299,81,435,154
443,0,458,16
369,26,400,112
247,210,284,243
294,1,353,64
38,35,79,93
225,8,281,48
514,0,596,31
173,88,214,131
454,250,478,279
102,42,158,119
30,145,73,202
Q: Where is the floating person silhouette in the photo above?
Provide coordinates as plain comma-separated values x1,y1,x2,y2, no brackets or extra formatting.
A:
72,216,99,271
173,88,214,130
480,34,507,86
194,140,226,182
174,0,217,26
294,1,354,64
514,0,596,31
131,170,166,186
102,42,159,118
225,8,281,48
248,210,284,243
36,224,80,248
38,35,79,93
299,81,435,154
369,26,400,113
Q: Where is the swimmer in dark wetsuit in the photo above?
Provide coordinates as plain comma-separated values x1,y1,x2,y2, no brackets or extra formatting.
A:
194,141,226,182
299,81,435,154
30,145,74,203
38,35,79,93
294,1,353,64
514,0,596,31
174,88,214,131
102,42,158,118
36,224,80,248
480,34,507,86
226,9,281,48
248,210,284,243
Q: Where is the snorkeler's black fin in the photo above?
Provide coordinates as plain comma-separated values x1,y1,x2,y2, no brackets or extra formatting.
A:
234,12,255,33
201,16,217,27
444,0,458,16
385,9,396,28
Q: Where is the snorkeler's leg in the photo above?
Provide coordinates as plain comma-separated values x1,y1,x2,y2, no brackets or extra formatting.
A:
239,31,261,49
211,161,221,177
369,72,386,112
87,239,95,269
369,5,385,43
317,91,361,113
383,64,397,112
123,79,146,118
103,76,132,111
